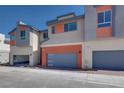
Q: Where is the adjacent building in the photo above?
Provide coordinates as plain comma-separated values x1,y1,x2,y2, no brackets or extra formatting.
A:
9,21,46,66
84,5,124,70
0,33,10,64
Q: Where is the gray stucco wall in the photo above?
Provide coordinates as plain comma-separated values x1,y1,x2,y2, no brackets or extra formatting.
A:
84,5,97,41
114,5,124,37
15,26,30,46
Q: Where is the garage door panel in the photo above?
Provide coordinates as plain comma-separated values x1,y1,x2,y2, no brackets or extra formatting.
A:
13,55,29,65
47,53,77,69
93,51,124,70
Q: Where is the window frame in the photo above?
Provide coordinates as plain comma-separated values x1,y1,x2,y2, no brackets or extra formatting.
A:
43,32,48,39
20,30,26,40
51,26,55,34
97,10,112,27
64,22,77,32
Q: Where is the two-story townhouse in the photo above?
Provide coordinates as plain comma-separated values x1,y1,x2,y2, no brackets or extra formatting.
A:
0,33,10,64
9,21,46,66
41,13,84,69
84,5,124,70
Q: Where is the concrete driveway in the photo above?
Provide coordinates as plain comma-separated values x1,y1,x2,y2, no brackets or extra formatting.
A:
0,66,120,88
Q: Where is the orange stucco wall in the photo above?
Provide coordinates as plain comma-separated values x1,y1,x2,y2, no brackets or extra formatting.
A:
96,27,112,37
96,5,112,12
55,23,64,33
41,44,82,69
10,31,16,46
10,40,16,46
18,25,27,30
96,5,112,38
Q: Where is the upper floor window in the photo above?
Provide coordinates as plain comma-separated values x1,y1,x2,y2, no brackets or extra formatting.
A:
10,34,15,40
51,26,55,34
20,30,26,40
97,10,112,28
64,22,77,32
43,32,48,39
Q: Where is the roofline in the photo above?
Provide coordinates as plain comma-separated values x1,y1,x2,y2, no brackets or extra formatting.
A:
57,12,75,19
8,28,16,34
8,24,40,35
39,29,48,33
47,15,84,26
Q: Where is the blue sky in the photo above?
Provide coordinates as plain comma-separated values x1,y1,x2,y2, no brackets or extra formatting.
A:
0,5,84,37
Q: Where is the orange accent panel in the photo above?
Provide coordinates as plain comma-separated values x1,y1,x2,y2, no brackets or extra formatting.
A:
96,5,112,37
19,25,27,30
96,5,112,12
10,31,16,35
96,27,112,37
10,31,16,46
55,23,64,33
10,40,16,46
41,45,82,69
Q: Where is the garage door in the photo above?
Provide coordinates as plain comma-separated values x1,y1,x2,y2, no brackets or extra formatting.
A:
93,51,124,70
13,55,29,66
47,53,77,69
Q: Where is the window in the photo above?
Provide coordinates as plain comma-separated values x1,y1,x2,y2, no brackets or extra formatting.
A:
51,26,55,34
69,22,77,31
20,30,26,40
10,35,15,40
64,24,68,32
105,11,111,22
97,10,111,28
64,22,77,32
43,32,48,39
98,12,104,24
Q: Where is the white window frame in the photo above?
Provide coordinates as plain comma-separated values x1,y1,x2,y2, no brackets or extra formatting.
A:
98,10,112,25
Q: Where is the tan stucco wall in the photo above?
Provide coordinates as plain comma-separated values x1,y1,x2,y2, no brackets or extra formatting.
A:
42,18,84,46
84,38,124,69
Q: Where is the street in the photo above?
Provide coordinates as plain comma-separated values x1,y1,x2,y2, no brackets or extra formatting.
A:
0,66,119,88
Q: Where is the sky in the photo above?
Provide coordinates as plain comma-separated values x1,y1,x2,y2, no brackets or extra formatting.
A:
0,5,84,38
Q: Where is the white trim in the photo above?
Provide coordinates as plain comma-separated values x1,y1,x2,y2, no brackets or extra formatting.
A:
41,42,83,47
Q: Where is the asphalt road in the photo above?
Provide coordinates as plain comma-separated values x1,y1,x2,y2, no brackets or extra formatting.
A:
0,66,119,88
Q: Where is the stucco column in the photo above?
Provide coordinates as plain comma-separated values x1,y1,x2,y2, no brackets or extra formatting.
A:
10,53,14,65
29,53,34,66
